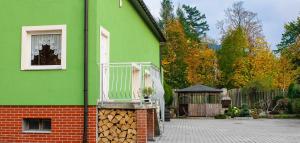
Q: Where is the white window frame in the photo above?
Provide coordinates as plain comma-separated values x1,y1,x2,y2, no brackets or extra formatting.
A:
99,26,110,102
21,25,67,70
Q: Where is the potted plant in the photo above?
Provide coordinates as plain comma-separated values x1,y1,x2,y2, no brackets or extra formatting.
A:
142,87,154,102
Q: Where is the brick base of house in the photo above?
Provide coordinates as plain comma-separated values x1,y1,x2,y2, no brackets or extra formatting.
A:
136,109,156,143
0,105,97,143
98,108,156,143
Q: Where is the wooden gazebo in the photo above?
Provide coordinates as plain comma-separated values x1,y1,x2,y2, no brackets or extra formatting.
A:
175,84,223,117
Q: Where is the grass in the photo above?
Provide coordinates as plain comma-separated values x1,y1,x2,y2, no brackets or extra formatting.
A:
260,114,300,119
214,114,227,119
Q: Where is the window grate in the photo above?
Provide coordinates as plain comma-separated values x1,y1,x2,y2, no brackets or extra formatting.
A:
23,119,51,133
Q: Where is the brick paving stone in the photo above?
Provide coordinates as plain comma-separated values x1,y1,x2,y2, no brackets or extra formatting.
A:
151,119,300,143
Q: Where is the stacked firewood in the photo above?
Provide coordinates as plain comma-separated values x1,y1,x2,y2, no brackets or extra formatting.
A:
98,109,137,143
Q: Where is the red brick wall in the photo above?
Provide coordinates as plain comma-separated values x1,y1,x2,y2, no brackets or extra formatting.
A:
147,109,154,141
136,109,147,143
136,109,156,143
0,106,97,143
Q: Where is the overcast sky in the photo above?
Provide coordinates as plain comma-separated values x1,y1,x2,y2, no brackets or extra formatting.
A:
144,0,300,50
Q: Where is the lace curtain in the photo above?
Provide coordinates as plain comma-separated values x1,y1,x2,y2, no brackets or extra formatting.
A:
31,34,61,60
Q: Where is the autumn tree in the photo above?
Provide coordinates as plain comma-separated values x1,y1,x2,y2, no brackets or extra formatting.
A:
245,39,277,90
162,20,189,88
230,56,251,88
230,38,277,89
217,1,263,45
218,27,249,87
280,37,300,82
275,55,297,90
161,1,219,88
277,16,300,82
185,41,220,86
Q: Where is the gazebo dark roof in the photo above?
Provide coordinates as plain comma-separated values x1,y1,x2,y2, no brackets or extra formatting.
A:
176,84,223,93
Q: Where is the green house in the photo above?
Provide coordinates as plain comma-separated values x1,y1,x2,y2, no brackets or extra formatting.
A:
0,0,165,142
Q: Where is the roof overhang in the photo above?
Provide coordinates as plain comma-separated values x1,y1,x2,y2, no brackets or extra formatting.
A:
129,0,166,43
175,84,223,93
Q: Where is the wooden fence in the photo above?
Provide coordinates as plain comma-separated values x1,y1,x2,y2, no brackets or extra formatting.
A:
228,89,287,108
188,104,221,117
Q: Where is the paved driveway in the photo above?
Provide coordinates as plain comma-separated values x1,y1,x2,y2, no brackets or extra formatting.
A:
153,119,300,143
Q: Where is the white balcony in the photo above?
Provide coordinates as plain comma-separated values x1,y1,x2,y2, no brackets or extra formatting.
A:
99,62,166,130
99,62,164,104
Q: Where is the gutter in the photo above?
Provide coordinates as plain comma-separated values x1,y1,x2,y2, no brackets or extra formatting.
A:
83,0,89,142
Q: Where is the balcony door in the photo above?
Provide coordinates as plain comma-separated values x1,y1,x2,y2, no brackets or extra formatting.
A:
100,27,110,101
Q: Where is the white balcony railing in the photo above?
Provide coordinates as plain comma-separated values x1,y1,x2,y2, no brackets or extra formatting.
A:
99,62,164,104
99,62,166,128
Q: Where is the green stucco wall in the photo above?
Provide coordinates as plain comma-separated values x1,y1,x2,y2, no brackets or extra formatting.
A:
88,0,160,104
0,0,84,105
0,0,160,105
99,0,160,64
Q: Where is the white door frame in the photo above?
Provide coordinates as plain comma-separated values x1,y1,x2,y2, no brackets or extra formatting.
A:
100,26,110,102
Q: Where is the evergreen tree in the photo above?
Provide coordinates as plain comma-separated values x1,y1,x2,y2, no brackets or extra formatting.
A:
159,0,174,30
176,6,186,28
176,6,185,21
277,17,300,52
176,5,209,40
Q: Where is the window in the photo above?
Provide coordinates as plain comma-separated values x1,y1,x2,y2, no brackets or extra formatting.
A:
23,119,51,133
208,94,219,104
21,25,66,70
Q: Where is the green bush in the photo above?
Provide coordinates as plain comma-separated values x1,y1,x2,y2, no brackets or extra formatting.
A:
273,95,284,102
164,82,173,106
226,106,240,117
272,114,300,119
240,104,250,117
292,98,300,114
214,114,227,119
287,100,294,114
288,82,300,99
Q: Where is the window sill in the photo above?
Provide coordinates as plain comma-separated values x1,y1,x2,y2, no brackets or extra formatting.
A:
21,65,66,71
22,130,51,134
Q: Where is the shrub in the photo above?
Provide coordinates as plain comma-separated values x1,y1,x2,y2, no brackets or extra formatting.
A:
292,98,300,114
214,114,227,119
273,95,284,102
287,100,294,114
272,114,300,119
269,110,280,115
288,82,300,99
226,106,240,117
240,104,250,117
164,82,173,106
250,108,259,119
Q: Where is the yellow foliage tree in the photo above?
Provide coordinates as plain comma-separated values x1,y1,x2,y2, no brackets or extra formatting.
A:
281,37,300,82
231,57,251,88
275,55,297,90
231,38,277,89
162,20,189,88
185,41,220,86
